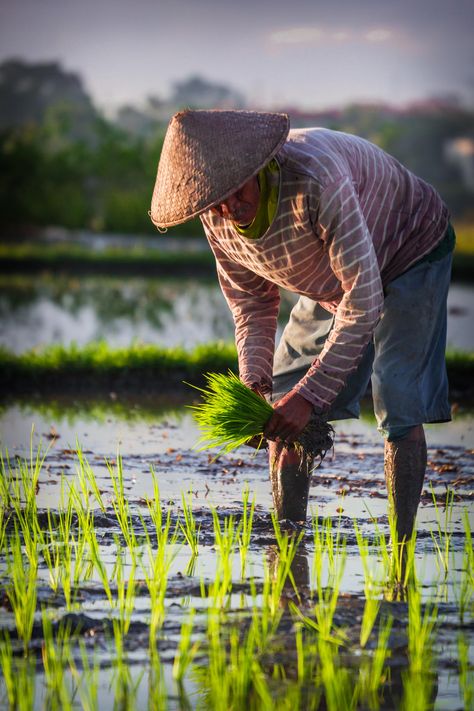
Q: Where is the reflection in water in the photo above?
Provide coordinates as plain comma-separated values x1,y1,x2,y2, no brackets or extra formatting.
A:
267,544,310,598
0,275,236,352
0,274,471,354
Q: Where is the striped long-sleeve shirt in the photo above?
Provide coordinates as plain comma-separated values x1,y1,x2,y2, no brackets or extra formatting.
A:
200,128,450,412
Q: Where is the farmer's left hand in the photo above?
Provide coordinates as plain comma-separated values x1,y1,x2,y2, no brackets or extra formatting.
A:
264,389,313,443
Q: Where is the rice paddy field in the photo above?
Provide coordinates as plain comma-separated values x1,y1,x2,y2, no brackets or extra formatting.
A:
0,397,473,710
0,236,473,710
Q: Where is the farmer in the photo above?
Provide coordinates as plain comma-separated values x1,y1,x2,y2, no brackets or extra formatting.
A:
150,110,454,542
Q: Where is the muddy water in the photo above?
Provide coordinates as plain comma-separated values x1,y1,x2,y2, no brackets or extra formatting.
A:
1,401,473,709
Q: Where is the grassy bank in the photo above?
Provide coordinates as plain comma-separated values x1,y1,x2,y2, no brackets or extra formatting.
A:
0,242,215,276
1,342,473,401
0,342,238,396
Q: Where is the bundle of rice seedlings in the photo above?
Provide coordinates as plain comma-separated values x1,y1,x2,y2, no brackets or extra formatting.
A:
189,371,334,465
189,371,273,455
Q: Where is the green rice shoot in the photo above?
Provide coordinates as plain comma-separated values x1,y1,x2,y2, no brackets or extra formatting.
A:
189,371,273,455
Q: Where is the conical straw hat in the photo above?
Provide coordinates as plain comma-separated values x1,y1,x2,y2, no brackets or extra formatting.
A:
150,110,290,228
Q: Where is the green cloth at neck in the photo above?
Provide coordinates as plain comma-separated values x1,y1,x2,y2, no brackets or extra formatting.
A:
235,158,280,239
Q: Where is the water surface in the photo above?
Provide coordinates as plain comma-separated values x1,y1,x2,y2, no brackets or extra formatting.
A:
1,275,472,353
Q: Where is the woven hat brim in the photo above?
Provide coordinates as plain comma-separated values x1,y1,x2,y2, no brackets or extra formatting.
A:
150,111,290,229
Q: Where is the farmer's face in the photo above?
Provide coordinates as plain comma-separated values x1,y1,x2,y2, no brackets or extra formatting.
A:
210,176,260,225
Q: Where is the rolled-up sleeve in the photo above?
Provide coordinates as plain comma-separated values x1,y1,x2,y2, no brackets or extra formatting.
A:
294,177,384,410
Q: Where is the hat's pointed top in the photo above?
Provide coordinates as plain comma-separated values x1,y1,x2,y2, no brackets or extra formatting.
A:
150,110,289,228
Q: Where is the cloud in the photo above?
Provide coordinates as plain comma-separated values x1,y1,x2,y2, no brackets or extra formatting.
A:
269,27,323,45
365,29,392,42
268,25,394,47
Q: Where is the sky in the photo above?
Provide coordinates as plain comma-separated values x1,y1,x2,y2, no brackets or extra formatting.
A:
0,0,473,113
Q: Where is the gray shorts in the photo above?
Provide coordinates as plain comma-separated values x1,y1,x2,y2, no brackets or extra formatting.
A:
271,250,453,440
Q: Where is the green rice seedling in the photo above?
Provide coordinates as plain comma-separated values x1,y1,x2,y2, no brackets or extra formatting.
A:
57,492,77,609
205,510,239,608
238,485,255,579
289,581,346,648
380,485,419,590
3,435,47,549
41,610,75,711
172,608,201,684
317,637,357,711
268,515,305,612
38,482,78,610
429,484,455,578
195,612,271,711
325,509,346,579
106,454,139,553
5,528,38,654
407,586,437,672
293,623,322,709
149,644,169,711
17,431,47,523
212,509,239,563
67,639,100,711
2,455,40,567
66,477,97,586
113,543,137,639
248,572,283,653
316,528,346,642
311,509,326,597
353,518,380,595
145,467,179,545
457,509,474,624
0,634,36,711
180,491,201,560
88,526,114,606
295,622,305,683
139,507,178,640
75,443,106,512
311,508,347,598
373,515,417,592
38,510,62,595
400,666,435,711
462,509,474,586
360,595,382,649
403,586,438,708
139,505,178,639
355,615,393,711
0,499,7,554
0,451,11,509
111,656,142,711
290,518,347,646
0,632,16,709
458,633,474,711
70,517,95,588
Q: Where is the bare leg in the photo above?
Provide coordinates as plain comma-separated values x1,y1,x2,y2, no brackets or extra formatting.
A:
268,441,314,522
384,424,427,543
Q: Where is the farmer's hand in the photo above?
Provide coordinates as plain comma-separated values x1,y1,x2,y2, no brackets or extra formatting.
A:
264,389,313,444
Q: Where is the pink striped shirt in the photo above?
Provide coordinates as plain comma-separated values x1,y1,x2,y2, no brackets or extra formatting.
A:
200,128,450,411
